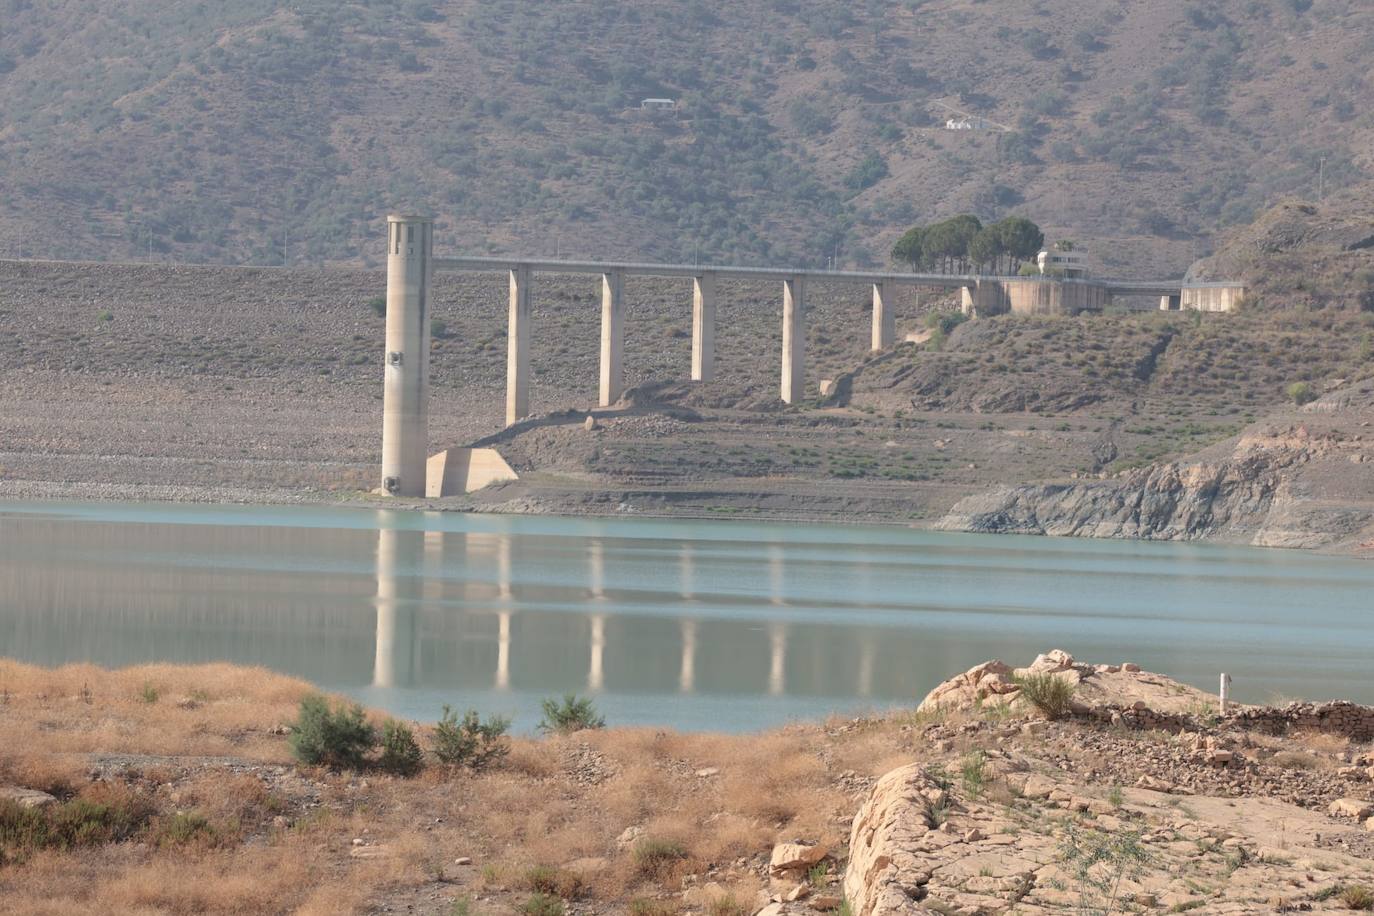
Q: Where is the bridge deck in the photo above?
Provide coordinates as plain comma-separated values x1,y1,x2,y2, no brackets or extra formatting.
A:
433,255,1233,297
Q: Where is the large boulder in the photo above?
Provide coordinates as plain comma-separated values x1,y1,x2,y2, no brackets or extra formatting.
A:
843,764,938,916
916,659,1014,713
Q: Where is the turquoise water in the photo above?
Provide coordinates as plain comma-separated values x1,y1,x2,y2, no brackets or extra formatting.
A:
1,500,1371,732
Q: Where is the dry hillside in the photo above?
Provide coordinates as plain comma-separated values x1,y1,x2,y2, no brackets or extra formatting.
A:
1,0,1371,275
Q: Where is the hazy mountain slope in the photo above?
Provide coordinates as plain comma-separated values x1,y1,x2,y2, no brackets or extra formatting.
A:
1,0,1370,274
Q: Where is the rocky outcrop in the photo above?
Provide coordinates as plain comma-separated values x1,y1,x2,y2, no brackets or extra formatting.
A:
937,423,1374,548
916,650,1217,718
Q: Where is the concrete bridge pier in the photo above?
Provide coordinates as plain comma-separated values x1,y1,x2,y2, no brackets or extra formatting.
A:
872,279,894,351
600,270,625,406
381,214,433,495
692,272,716,382
506,265,532,426
781,277,806,404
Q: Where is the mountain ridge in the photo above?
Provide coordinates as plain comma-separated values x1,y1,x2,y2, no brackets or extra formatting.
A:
1,0,1370,276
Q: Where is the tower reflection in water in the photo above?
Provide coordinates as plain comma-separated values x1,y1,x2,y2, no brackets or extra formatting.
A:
368,519,920,722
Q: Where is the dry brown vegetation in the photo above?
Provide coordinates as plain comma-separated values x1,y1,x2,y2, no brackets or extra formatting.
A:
0,660,916,915
4,660,1374,914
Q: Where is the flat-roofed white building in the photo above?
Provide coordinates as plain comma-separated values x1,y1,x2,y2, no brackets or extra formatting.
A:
1037,247,1088,278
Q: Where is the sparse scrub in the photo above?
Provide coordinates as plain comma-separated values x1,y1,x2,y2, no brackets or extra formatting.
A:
367,296,387,317
629,898,680,916
378,719,425,776
288,694,377,769
523,865,584,899
707,897,749,916
1269,751,1321,771
921,791,952,828
520,893,565,916
1013,672,1077,720
1339,885,1374,910
432,705,510,769
139,681,159,704
634,838,689,879
0,784,152,861
1057,825,1154,915
538,694,605,734
153,811,219,847
960,750,988,799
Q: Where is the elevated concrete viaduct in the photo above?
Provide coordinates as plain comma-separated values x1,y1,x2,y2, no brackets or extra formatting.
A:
380,217,1244,495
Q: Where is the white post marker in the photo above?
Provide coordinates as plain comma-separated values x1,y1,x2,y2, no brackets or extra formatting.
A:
1219,672,1232,714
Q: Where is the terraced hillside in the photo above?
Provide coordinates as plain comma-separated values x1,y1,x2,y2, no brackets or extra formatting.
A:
1,0,1371,275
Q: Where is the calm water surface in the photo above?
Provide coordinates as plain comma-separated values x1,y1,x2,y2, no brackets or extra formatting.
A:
1,500,1371,732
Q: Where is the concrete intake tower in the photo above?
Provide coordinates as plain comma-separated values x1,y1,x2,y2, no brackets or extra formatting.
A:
380,214,433,496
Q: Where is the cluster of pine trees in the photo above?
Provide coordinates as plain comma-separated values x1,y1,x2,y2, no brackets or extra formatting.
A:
890,215,1045,275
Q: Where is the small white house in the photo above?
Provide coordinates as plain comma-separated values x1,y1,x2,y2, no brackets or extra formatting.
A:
1037,247,1088,278
640,98,676,112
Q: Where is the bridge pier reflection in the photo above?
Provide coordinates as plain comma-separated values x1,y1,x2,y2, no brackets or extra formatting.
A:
679,619,697,693
373,526,421,688
769,622,787,696
496,611,511,691
367,525,898,705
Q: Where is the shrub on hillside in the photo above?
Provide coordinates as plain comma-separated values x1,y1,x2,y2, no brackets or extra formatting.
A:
432,705,511,769
538,694,605,734
378,719,425,776
1338,885,1374,910
289,694,377,769
0,785,153,861
520,893,565,916
1013,672,1076,720
633,838,689,879
1286,381,1318,405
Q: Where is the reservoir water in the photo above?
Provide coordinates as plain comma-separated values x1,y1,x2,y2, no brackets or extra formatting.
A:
1,500,1371,732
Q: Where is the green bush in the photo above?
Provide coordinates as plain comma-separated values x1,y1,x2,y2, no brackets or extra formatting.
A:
378,719,425,776
538,694,605,734
367,296,386,317
431,318,448,339
432,705,511,769
288,694,377,769
1286,380,1318,405
1013,672,1076,721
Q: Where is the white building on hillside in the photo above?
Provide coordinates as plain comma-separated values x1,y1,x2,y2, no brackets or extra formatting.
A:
1037,247,1088,278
